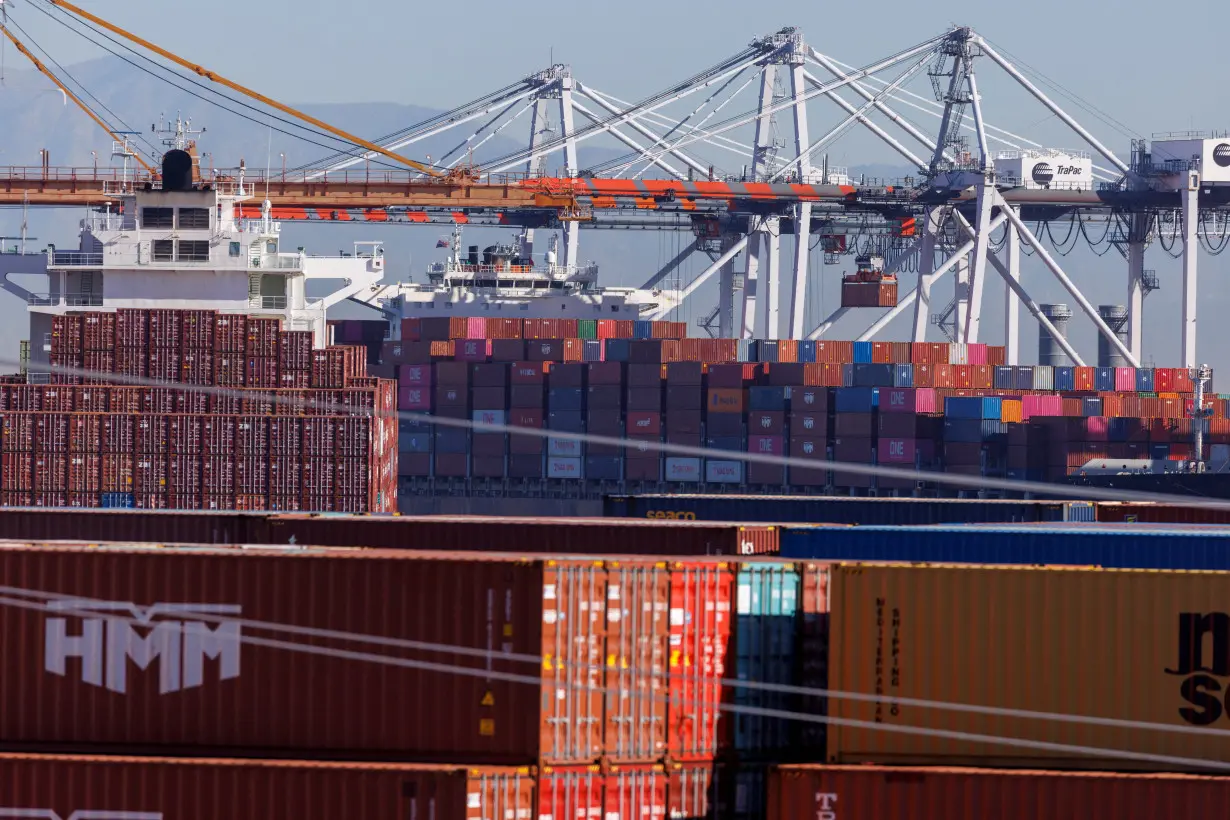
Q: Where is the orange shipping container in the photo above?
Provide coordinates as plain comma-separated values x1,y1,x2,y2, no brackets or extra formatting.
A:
827,563,1230,770
767,765,1230,820
932,363,954,389
0,753,535,820
814,340,853,364
777,339,799,363
1000,399,1023,423
887,341,911,364
870,341,892,364
707,388,745,414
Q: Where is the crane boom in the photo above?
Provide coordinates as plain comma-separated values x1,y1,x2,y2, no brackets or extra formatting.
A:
0,19,154,173
45,0,445,179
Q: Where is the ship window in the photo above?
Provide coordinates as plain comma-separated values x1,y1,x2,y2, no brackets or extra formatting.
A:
178,208,210,229
177,240,210,262
152,240,174,261
143,208,174,229
229,242,241,257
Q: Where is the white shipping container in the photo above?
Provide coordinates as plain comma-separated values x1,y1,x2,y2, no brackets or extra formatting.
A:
548,437,584,457
1032,365,1054,391
949,343,969,365
705,460,743,484
472,409,507,426
665,457,702,482
546,457,583,479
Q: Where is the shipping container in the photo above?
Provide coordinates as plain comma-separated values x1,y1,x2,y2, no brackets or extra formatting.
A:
767,764,1230,820
0,753,535,820
826,562,1230,769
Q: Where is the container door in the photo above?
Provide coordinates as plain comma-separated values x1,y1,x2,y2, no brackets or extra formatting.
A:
669,563,735,760
541,562,606,763
603,563,669,762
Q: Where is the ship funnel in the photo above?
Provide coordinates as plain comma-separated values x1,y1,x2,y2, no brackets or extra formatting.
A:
161,149,194,192
1038,304,1072,366
1097,305,1129,368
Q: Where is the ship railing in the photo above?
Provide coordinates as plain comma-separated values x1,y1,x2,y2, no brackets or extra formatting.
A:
26,292,104,307
49,251,104,267
249,296,288,309
993,176,1095,192
248,253,303,270
85,214,137,232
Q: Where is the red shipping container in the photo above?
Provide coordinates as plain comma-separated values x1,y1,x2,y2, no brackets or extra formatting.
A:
1,453,33,491
40,387,72,413
245,356,280,388
669,562,734,760
768,764,1230,820
245,316,281,356
302,418,336,458
278,330,313,372
100,453,133,492
236,416,269,456
201,416,236,456
7,386,39,412
485,317,523,339
34,414,69,452
147,308,181,348
180,309,216,349
68,415,102,453
81,350,115,383
168,454,201,496
67,492,100,508
83,312,116,351
214,353,245,388
1075,366,1096,391
202,453,236,494
1,414,34,452
115,308,148,347
114,347,148,380
269,417,303,456
748,435,784,456
100,415,134,454
134,453,168,493
51,314,83,355
135,415,168,453
167,415,202,455
236,455,268,495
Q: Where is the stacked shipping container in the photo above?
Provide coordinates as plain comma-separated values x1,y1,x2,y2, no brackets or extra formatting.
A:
4,309,397,512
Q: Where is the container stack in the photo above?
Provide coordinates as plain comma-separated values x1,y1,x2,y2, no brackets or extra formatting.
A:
1,309,397,512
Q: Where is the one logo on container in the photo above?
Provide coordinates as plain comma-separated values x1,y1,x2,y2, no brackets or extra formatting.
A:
44,599,242,695
1166,611,1230,724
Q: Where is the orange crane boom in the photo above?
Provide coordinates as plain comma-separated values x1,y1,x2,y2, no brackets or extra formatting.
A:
45,0,446,180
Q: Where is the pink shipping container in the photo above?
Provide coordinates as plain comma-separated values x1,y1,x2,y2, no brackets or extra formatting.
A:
398,384,432,411
1084,416,1110,441
879,437,932,464
748,435,784,456
967,343,988,365
879,387,937,414
454,339,491,362
1021,394,1064,419
1115,367,1137,392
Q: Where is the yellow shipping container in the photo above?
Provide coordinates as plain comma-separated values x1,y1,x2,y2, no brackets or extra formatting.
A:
827,563,1230,771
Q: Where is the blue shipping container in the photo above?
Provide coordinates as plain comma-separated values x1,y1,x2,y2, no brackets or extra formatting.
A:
833,387,877,413
1054,367,1076,392
1136,368,1155,392
893,364,914,388
1095,367,1115,392
582,340,603,362
633,320,653,339
749,386,791,411
706,436,745,452
945,396,1002,420
852,341,873,363
851,363,894,388
604,339,631,362
798,340,817,363
547,388,585,411
1082,397,1103,417
757,340,780,363
1013,366,1034,391
100,492,134,509
841,363,854,387
585,456,622,481
435,428,469,453
734,563,798,756
602,494,1075,524
737,339,754,363
993,366,1014,390
779,524,1230,570
548,411,585,432
400,433,433,453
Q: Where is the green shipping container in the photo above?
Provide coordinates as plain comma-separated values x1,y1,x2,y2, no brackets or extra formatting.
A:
577,319,597,340
733,562,799,758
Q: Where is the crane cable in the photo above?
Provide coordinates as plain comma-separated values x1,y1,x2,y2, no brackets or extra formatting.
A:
0,13,154,172
43,0,448,179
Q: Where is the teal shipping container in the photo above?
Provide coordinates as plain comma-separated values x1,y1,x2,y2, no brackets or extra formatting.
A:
734,562,799,758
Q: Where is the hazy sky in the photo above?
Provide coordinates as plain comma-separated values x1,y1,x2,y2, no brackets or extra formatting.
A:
2,0,1228,372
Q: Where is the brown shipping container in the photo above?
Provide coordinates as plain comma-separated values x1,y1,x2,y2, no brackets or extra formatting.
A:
827,563,1230,770
767,765,1230,820
0,544,629,762
0,753,535,820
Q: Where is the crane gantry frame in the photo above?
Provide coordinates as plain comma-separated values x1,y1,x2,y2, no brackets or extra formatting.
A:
0,5,1227,368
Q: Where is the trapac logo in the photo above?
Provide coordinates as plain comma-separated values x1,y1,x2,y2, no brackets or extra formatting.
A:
44,599,242,695
1215,143,1230,168
1165,611,1230,724
813,792,839,820
0,811,163,820
1031,162,1054,184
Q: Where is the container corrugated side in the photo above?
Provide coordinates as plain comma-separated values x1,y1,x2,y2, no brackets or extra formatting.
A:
0,544,611,763
780,523,1230,570
604,494,1072,525
826,563,1230,769
732,562,798,758
768,764,1230,820
0,753,535,820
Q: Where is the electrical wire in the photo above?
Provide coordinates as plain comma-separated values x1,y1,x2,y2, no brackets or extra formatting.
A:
23,0,399,170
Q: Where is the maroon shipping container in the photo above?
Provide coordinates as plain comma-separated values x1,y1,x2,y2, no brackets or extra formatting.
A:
180,309,216,350
68,416,102,454
34,414,69,452
147,309,181,349
1,453,33,491
246,316,282,356
83,312,116,351
100,416,134,454
834,412,874,437
100,453,133,493
0,753,536,820
214,353,245,388
168,416,202,455
134,415,167,454
168,455,201,497
278,330,313,372
115,308,148,348
748,411,785,436
767,764,1230,820
72,387,109,414
140,387,175,415
82,350,115,383
236,416,269,456
245,356,280,389
39,387,72,413
490,338,525,362
134,453,168,493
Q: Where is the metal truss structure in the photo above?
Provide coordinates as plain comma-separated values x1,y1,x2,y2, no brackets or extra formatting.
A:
3,19,1230,366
